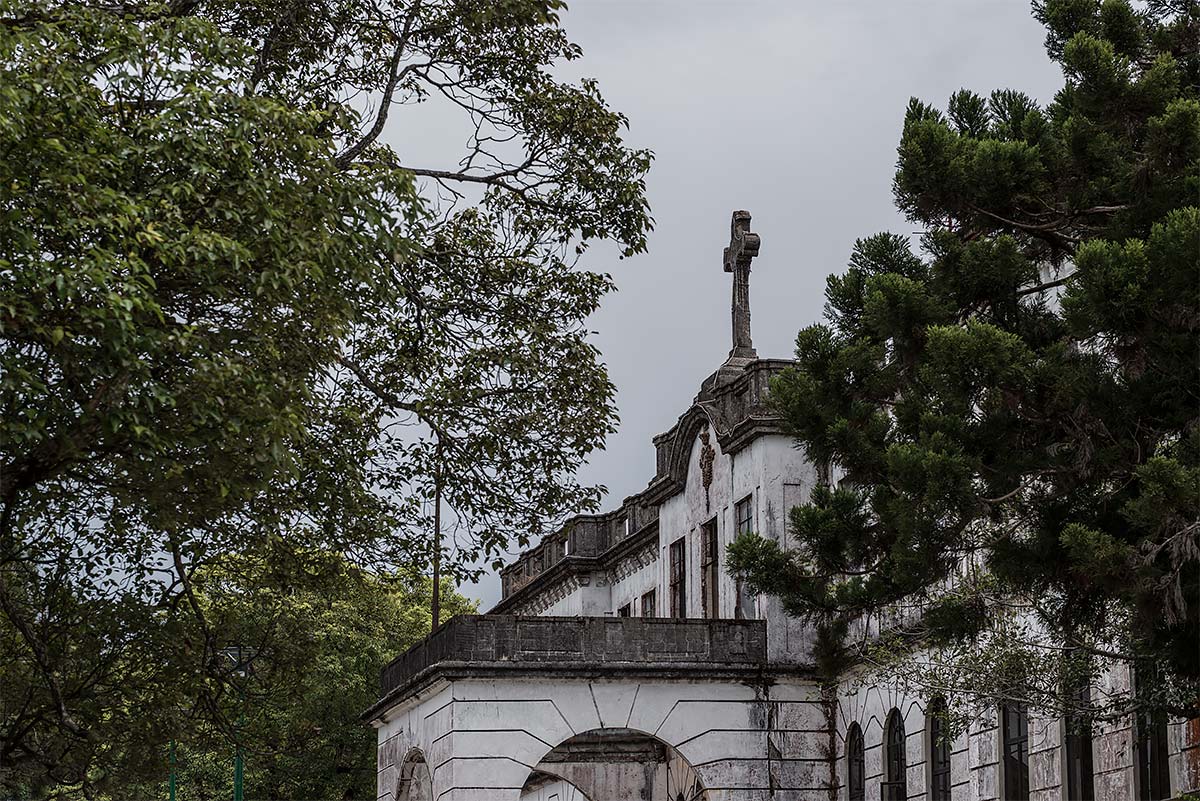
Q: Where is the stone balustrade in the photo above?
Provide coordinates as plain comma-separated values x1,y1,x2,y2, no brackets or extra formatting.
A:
376,614,768,705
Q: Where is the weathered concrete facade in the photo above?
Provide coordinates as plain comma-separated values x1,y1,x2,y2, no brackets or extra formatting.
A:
368,211,1199,801
831,664,1197,801
368,616,831,800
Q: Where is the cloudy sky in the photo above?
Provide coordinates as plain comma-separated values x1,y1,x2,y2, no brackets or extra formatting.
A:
431,1,1064,607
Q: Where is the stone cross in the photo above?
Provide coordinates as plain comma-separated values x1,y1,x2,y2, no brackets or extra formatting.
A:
722,210,760,360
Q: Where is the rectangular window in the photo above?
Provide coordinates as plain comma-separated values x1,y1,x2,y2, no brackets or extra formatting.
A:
1137,709,1171,800
668,537,686,619
700,518,719,619
734,494,755,619
616,603,631,617
735,494,754,535
1066,683,1095,801
1001,703,1030,801
1136,668,1172,800
640,589,656,618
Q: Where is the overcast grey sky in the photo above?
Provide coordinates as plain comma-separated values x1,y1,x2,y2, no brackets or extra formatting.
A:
427,1,1064,607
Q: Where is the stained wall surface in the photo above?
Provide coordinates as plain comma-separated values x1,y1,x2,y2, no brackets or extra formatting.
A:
374,674,833,801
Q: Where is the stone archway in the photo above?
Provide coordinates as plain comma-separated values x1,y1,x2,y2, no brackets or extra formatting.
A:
521,728,707,801
395,748,433,801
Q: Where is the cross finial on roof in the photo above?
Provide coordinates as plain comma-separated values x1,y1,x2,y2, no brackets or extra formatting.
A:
722,210,760,360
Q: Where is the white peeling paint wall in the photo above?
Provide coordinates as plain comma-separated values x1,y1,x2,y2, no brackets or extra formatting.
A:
657,425,821,661
375,673,833,801
607,543,659,615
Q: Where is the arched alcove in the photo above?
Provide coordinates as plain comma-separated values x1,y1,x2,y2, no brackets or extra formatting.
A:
395,748,433,801
521,727,707,801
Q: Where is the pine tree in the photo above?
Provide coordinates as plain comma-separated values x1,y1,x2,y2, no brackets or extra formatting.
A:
731,0,1199,718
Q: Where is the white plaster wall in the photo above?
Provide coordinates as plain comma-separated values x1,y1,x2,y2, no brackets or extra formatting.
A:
375,681,455,801
655,422,733,622
376,673,831,801
519,572,612,617
608,546,658,615
657,426,820,662
533,593,581,616
732,432,822,662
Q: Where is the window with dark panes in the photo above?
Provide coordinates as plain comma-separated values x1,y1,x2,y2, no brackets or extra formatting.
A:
884,709,908,801
735,494,754,535
1065,683,1095,801
1137,709,1171,799
616,603,630,617
668,538,686,619
1002,703,1030,801
733,495,755,619
928,697,951,801
1135,665,1172,801
640,589,656,618
700,518,719,619
846,722,865,801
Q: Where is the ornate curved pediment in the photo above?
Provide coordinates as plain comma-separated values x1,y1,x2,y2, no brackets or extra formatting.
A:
642,358,793,504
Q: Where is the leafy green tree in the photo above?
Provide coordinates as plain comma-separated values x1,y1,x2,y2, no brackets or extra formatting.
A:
0,0,649,792
137,549,474,801
731,0,1198,721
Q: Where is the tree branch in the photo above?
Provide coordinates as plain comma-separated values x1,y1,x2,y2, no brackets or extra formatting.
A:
335,2,422,169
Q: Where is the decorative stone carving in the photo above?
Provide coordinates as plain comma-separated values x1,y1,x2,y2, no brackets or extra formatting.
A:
610,539,660,584
699,427,715,512
518,575,583,616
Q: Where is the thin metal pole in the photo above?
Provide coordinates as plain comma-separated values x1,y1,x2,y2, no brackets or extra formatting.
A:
233,682,245,801
233,742,243,801
431,439,442,629
169,739,176,801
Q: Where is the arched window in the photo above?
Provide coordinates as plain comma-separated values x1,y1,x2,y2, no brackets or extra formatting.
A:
1001,703,1030,801
395,749,433,801
928,697,951,801
846,722,865,801
885,709,908,801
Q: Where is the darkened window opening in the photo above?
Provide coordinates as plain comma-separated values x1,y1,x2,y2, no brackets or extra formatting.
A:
735,494,754,536
928,697,951,801
668,537,686,619
1066,682,1095,801
616,603,630,617
884,708,908,801
734,495,754,619
846,722,865,801
1137,708,1171,799
700,518,719,619
640,589,656,618
1002,703,1030,801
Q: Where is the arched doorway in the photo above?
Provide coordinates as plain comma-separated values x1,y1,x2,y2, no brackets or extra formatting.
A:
395,748,433,801
520,728,707,801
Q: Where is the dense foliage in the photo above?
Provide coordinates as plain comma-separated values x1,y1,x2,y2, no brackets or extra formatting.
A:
147,552,473,801
0,0,650,793
731,0,1199,719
